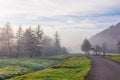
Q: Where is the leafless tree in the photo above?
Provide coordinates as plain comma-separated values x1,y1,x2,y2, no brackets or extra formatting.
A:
93,45,102,55
101,43,107,55
1,23,14,57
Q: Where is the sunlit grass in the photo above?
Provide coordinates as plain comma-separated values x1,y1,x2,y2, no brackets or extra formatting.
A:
10,56,91,80
0,54,73,79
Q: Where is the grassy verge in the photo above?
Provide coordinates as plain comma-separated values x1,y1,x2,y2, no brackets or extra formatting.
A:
9,56,91,80
105,55,120,63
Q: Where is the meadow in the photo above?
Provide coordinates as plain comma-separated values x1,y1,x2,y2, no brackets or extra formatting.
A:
0,56,68,80
0,55,72,80
9,56,91,80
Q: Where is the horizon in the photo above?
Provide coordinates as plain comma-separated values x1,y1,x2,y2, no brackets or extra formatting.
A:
0,0,120,53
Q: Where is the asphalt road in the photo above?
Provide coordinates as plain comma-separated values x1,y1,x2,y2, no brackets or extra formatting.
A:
86,56,120,80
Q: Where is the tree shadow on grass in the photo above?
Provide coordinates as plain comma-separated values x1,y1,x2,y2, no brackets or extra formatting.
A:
51,65,79,69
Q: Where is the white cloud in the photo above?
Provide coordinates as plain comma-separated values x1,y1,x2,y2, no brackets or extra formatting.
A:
79,19,99,28
0,0,119,52
53,19,100,30
0,0,119,19
67,20,75,24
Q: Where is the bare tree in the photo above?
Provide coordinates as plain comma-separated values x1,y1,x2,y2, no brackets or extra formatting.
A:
93,45,102,55
101,43,107,55
1,23,14,57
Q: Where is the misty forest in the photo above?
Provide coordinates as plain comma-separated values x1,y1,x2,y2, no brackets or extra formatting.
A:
0,0,120,80
0,23,68,57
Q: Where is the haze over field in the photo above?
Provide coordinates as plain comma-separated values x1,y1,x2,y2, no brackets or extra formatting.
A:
0,0,120,52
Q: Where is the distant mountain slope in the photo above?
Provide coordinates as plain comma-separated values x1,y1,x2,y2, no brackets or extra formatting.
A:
89,23,120,52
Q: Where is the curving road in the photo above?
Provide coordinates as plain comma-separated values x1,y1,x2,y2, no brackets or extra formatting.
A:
86,56,120,80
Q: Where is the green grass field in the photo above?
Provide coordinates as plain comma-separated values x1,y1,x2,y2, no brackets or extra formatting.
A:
0,54,73,79
106,55,120,63
9,56,91,80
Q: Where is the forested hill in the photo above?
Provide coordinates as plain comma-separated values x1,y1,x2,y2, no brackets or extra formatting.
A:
89,23,120,52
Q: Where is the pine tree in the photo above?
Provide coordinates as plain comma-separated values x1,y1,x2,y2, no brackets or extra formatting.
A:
23,27,35,57
54,31,61,54
54,31,61,48
34,25,43,56
16,25,24,57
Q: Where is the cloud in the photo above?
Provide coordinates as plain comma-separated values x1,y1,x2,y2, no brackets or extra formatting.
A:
67,20,75,24
0,0,119,52
0,0,119,19
0,0,119,26
78,19,99,28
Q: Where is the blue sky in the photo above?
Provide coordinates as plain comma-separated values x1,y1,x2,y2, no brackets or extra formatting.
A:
0,0,120,52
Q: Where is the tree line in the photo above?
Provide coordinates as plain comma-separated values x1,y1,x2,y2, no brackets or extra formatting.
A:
0,23,68,57
81,39,108,55
81,38,120,55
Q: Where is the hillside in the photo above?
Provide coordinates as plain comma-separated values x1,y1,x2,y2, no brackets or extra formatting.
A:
90,23,120,52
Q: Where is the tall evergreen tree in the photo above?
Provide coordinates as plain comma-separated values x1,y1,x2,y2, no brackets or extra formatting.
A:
54,31,61,48
16,26,24,57
23,27,35,57
34,25,43,56
54,31,61,54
